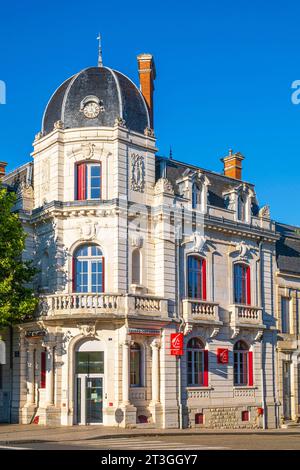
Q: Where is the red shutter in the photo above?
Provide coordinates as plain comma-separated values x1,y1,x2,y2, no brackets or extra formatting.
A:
72,257,76,293
202,258,207,300
203,349,209,386
248,351,253,386
246,265,251,305
41,351,46,389
77,163,86,200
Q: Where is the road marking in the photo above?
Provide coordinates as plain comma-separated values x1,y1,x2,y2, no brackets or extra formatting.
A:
81,438,229,450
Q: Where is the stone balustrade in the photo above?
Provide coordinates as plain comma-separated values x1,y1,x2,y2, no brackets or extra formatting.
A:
182,299,220,324
230,304,263,327
39,293,168,318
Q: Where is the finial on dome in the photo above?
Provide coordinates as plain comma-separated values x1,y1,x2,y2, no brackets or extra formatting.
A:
97,33,103,67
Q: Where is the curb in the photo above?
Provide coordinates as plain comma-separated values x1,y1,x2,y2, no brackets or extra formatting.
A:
1,429,300,445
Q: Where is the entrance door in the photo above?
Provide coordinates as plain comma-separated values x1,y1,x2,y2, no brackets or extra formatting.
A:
86,377,103,424
76,374,103,424
283,361,291,420
74,344,104,425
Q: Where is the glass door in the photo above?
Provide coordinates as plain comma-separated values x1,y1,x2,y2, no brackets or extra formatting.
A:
86,377,103,424
283,361,291,420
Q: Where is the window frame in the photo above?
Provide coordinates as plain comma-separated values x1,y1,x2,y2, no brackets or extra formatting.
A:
130,343,142,388
76,162,102,201
281,297,291,334
186,338,208,387
187,255,207,300
234,263,251,305
73,244,105,293
233,341,253,387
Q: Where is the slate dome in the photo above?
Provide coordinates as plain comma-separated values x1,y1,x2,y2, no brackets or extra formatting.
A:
42,66,150,135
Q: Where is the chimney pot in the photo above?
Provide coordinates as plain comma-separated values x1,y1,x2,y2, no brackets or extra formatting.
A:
0,161,7,180
221,150,244,180
137,53,156,129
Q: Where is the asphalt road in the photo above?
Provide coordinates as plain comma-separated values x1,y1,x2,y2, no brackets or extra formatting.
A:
1,432,300,450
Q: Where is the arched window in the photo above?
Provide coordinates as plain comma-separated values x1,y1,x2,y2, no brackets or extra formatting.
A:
187,338,208,386
237,194,246,221
188,256,207,300
233,341,253,386
76,162,101,200
234,263,251,305
132,249,141,285
192,183,202,210
130,343,142,387
73,245,104,293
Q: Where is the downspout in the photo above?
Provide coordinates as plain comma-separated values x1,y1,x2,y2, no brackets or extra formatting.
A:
9,325,13,424
176,224,183,430
258,239,267,429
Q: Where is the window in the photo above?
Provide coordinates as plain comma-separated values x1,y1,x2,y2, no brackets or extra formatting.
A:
132,249,141,285
241,410,249,421
234,263,251,305
281,297,290,334
76,162,101,200
130,343,142,387
238,194,246,221
234,341,253,386
73,245,104,293
187,338,208,386
195,412,204,424
40,351,46,389
0,364,2,390
192,183,202,210
75,351,104,374
188,256,207,300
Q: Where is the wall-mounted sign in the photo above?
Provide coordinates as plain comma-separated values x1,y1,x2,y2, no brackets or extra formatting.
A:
217,348,229,364
129,328,160,336
170,333,184,356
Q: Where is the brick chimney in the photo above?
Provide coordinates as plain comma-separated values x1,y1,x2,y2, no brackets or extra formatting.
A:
0,161,7,180
137,53,156,129
221,150,244,180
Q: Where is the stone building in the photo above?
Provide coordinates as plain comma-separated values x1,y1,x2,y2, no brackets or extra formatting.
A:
275,223,300,425
0,52,282,429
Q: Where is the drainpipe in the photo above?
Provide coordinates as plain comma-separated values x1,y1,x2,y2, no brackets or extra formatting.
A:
176,228,183,430
258,239,267,429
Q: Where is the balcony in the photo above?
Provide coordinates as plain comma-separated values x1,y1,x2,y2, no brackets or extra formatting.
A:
182,299,221,326
39,293,168,318
230,304,264,329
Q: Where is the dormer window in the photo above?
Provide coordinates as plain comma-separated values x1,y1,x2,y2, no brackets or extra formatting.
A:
192,183,202,210
237,193,246,222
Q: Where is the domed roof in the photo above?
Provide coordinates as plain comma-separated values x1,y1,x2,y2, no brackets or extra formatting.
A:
42,66,150,135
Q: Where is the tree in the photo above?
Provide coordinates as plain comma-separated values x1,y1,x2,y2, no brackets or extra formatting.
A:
0,186,38,327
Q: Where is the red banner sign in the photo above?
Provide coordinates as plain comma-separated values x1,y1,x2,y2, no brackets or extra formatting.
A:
217,348,229,364
170,333,184,356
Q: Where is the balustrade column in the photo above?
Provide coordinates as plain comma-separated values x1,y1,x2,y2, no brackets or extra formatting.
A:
44,343,55,405
151,339,160,404
27,344,36,405
122,340,130,405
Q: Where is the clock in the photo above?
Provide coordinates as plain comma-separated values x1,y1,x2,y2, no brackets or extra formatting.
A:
83,101,101,119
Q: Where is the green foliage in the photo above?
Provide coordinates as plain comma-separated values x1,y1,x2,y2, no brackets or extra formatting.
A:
0,186,38,327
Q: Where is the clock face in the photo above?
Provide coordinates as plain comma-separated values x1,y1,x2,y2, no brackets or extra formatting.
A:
83,102,100,119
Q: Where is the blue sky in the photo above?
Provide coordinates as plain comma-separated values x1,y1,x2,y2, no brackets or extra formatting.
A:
0,0,299,225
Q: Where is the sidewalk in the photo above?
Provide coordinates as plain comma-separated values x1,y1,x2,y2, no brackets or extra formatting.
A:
1,424,300,445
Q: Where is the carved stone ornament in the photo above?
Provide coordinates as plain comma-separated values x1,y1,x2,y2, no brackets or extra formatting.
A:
41,158,50,193
131,154,145,192
78,324,96,337
154,178,175,195
231,327,240,339
114,117,126,128
81,142,95,159
78,220,98,240
191,232,207,254
259,205,270,219
144,127,155,137
255,329,264,342
235,241,250,261
53,120,64,130
34,131,44,141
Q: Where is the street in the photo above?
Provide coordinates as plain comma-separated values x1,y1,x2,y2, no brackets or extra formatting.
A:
1,432,300,450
